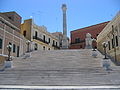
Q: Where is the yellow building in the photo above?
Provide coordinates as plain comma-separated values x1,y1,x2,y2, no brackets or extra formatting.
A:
21,19,60,51
97,11,120,63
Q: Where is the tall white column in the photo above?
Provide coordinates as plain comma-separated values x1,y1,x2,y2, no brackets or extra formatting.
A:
62,4,68,49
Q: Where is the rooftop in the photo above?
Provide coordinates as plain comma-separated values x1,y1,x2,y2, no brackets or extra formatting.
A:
71,21,110,33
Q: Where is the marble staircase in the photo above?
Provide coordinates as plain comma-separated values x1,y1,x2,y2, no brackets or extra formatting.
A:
0,49,120,86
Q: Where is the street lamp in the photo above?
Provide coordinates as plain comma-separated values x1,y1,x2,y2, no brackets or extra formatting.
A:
7,44,12,61
102,42,108,59
102,42,111,71
26,40,31,52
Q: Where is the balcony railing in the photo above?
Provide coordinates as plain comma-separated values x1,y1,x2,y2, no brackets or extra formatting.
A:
33,36,49,44
33,36,60,49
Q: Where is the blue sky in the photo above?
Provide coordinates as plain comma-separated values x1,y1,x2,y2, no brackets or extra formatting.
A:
0,0,120,37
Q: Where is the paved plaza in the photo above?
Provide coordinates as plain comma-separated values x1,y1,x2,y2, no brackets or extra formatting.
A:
0,49,120,86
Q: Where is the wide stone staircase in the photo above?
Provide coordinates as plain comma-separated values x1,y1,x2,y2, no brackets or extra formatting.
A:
0,49,120,87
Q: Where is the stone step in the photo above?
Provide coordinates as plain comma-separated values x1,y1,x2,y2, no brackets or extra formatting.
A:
1,49,120,86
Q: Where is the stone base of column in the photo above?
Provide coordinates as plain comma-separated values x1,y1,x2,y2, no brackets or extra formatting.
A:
62,38,69,49
61,46,68,49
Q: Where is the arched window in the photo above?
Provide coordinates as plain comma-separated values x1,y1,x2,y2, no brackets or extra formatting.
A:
43,46,45,50
23,31,26,37
112,39,114,48
116,36,118,46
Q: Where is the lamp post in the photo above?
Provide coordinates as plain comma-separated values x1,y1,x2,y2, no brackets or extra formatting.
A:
102,42,108,59
26,40,30,52
7,44,12,61
102,42,111,71
5,44,12,68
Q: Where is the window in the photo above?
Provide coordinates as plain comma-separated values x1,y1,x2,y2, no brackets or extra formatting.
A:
48,38,50,43
116,36,118,46
53,40,55,45
56,42,57,46
17,46,20,57
108,41,111,50
43,35,45,42
112,39,114,48
23,31,26,37
13,44,16,53
35,31,38,38
60,43,62,47
43,46,45,50
75,38,80,43
0,38,2,49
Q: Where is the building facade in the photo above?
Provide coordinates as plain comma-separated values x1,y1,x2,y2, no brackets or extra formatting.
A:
97,11,120,63
70,21,109,49
21,19,60,51
52,32,63,49
0,11,27,59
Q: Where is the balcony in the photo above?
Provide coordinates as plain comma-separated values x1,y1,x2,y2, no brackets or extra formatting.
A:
33,36,49,44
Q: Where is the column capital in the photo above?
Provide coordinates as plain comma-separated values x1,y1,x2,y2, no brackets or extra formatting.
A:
62,4,67,11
